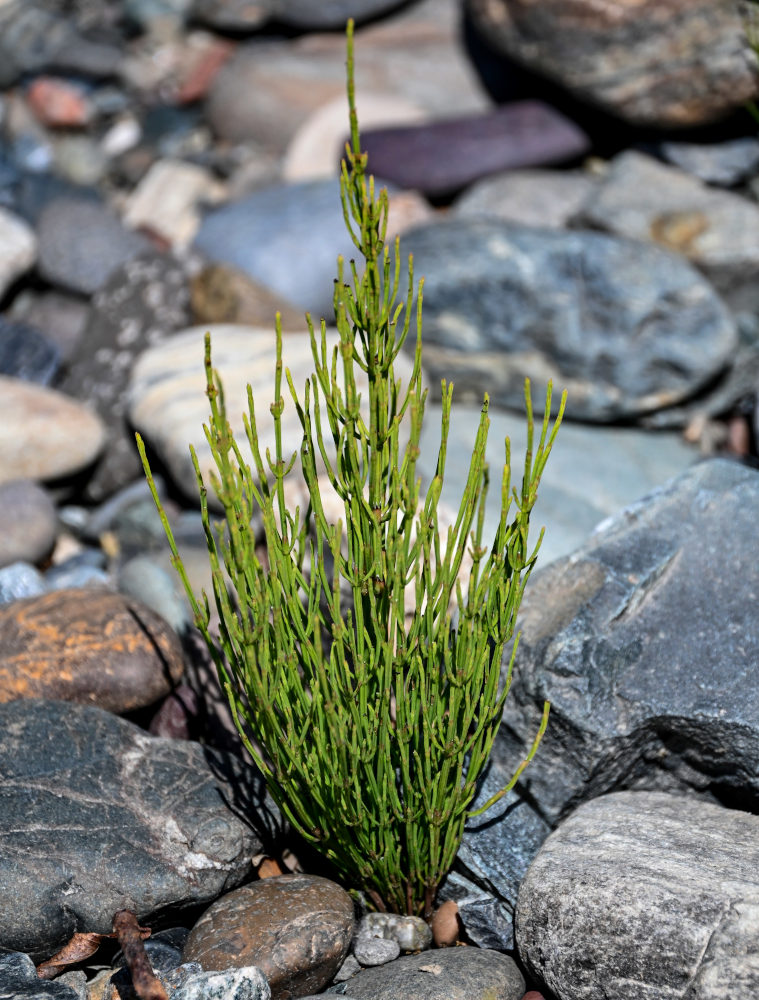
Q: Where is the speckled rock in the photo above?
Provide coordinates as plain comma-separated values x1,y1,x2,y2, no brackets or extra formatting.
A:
173,966,271,1000
183,875,354,999
0,479,57,568
355,912,432,952
0,699,269,961
0,377,105,484
0,952,81,999
0,588,184,711
353,937,400,968
517,791,759,1000
467,0,759,128
327,946,525,1000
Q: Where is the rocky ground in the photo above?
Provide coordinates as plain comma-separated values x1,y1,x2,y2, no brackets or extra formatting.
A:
2,0,759,998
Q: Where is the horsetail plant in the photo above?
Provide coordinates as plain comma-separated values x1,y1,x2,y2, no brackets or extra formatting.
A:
137,20,565,919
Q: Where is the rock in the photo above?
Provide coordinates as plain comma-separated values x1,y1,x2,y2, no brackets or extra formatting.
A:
327,946,525,1000
516,791,759,1000
127,324,418,506
122,159,227,250
0,377,105,484
118,555,192,636
0,588,184,711
183,874,354,998
466,0,759,128
429,900,460,948
0,952,81,1000
0,206,36,297
0,563,46,604
355,913,432,952
52,135,108,187
0,317,60,385
205,8,490,150
333,954,362,983
27,77,94,128
400,218,736,421
190,0,274,32
283,92,425,183
572,151,759,313
44,551,110,592
452,169,598,230
490,459,759,833
96,961,203,1000
8,290,90,364
59,252,193,502
353,938,400,967
0,480,58,568
190,264,305,330
173,966,271,1000
656,137,759,187
0,698,268,961
36,197,152,296
193,179,359,318
275,0,413,29
360,103,589,197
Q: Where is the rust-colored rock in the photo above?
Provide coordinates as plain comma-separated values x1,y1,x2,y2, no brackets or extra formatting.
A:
467,0,759,128
430,899,461,947
183,874,354,999
0,588,184,712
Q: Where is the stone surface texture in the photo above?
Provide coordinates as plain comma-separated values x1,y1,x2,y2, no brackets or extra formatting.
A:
327,946,525,1000
0,317,60,385
0,479,58,568
0,377,105,484
573,150,759,313
172,966,271,1000
0,699,268,961
0,588,184,711
0,206,36,297
516,791,759,1000
400,219,736,421
0,951,81,999
467,0,759,127
183,874,355,999
452,169,598,230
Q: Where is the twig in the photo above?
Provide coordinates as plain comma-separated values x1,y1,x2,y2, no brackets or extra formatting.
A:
112,910,167,1000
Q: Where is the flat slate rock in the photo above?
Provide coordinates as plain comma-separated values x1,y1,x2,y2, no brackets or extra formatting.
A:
517,791,759,1000
400,218,736,422
327,946,525,1000
0,698,270,961
183,874,354,998
360,102,589,197
491,458,759,829
0,588,184,712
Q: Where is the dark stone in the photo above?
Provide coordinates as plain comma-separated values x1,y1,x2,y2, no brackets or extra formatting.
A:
194,179,355,318
327,946,525,1000
400,218,736,421
183,874,354,999
360,102,589,197
467,0,758,128
0,698,273,961
517,791,759,1000
491,459,759,829
0,952,80,1000
59,252,193,502
36,197,152,296
0,588,184,712
0,317,60,385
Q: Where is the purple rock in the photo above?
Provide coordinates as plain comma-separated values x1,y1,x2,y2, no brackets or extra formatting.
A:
359,101,589,197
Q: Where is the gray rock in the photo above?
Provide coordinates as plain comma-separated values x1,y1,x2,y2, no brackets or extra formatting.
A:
0,479,58,568
0,562,46,604
356,912,432,952
190,0,274,31
274,0,412,29
452,168,599,230
194,179,355,318
327,946,525,1000
359,103,589,198
172,966,271,1000
8,290,91,364
36,197,152,296
516,791,759,1000
59,252,193,502
573,150,759,313
467,0,759,128
657,137,759,187
0,206,36,298
353,937,400,967
0,698,274,961
118,555,192,635
333,954,362,982
491,458,759,830
401,218,736,422
0,317,60,385
0,952,80,1000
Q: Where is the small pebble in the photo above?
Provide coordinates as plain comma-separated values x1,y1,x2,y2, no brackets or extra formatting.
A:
0,561,47,604
353,936,401,967
356,912,432,952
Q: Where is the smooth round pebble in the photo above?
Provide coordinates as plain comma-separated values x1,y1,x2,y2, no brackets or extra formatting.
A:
0,562,47,605
356,912,432,952
0,479,58,568
353,936,401,967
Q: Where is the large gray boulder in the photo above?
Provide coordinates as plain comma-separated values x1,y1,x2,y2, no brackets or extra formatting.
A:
516,791,759,999
400,219,736,422
0,699,275,961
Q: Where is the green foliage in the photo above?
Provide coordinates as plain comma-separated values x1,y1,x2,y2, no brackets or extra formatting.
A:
137,21,565,918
